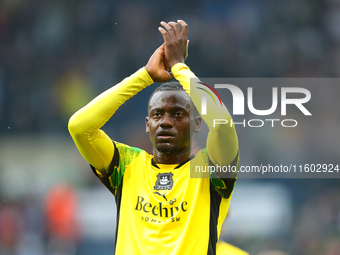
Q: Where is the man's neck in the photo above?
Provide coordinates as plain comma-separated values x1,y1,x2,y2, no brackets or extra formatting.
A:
153,149,191,165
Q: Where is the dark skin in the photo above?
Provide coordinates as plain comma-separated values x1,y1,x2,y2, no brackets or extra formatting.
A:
145,20,189,82
145,20,200,164
145,43,173,82
146,91,201,164
158,20,189,69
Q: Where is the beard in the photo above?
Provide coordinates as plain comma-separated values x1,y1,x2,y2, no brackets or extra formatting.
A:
155,143,180,154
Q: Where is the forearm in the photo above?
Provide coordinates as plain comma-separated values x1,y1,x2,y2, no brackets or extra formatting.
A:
68,67,154,173
171,63,238,167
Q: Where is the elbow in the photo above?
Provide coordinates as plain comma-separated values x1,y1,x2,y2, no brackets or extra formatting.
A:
68,113,84,138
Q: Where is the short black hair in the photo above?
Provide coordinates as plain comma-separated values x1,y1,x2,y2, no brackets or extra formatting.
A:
148,81,185,107
148,81,200,118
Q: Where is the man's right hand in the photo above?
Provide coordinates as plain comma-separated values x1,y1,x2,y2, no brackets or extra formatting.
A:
158,20,189,70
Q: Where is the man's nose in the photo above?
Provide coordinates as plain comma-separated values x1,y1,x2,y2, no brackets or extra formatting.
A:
160,113,173,127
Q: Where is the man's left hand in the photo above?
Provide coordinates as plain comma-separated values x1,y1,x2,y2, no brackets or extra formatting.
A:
145,43,173,82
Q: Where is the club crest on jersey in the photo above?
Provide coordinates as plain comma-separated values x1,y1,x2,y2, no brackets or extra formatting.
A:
154,173,173,190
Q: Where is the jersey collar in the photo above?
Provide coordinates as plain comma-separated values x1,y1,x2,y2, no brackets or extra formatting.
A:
151,154,195,169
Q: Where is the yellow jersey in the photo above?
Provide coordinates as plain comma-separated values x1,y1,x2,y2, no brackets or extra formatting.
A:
91,142,238,255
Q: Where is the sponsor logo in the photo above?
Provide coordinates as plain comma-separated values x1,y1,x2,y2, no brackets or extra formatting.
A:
154,191,167,201
135,195,188,220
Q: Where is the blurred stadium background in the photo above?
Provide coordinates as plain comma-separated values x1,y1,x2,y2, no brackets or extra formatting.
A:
0,0,340,254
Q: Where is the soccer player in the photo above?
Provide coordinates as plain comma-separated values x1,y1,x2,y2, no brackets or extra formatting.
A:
69,20,239,255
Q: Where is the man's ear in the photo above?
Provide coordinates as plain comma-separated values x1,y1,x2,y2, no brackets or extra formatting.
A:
146,117,150,133
194,116,201,133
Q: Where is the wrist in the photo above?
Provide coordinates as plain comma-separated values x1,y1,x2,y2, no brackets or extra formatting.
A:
167,60,184,70
143,66,155,83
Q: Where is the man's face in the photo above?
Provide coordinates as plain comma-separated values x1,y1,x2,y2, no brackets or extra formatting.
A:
146,91,201,154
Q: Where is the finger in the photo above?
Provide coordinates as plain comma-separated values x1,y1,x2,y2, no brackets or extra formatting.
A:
157,43,165,51
177,20,188,39
160,21,176,38
158,27,170,42
160,43,165,50
168,21,181,38
155,43,165,56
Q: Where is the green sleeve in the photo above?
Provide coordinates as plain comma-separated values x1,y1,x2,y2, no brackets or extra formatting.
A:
91,141,143,196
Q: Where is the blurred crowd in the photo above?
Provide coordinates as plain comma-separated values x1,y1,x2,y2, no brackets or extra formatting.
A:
1,0,340,254
1,182,340,255
0,183,78,255
2,0,340,133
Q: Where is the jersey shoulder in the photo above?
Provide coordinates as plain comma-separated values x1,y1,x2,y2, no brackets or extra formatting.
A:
91,141,150,196
193,148,239,199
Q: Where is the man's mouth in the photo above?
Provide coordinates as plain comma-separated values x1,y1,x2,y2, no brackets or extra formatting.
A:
157,131,175,140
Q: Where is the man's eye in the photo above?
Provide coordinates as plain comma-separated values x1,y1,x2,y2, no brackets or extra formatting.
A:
153,112,161,117
175,112,184,117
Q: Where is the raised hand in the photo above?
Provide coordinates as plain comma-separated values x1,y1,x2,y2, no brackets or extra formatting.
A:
145,43,174,83
158,20,189,70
